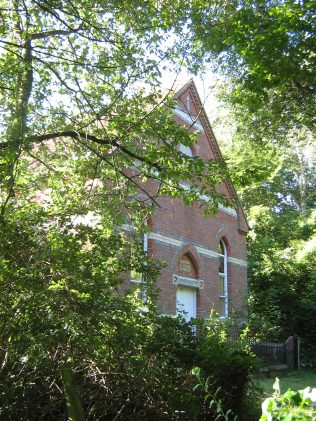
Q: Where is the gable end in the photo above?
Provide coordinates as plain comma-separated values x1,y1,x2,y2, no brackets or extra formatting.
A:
174,80,249,233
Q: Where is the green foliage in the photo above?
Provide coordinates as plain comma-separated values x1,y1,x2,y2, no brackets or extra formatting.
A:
0,2,260,419
192,367,238,421
0,0,232,221
1,0,314,418
200,4,316,352
246,210,316,364
191,0,316,140
0,290,256,420
260,378,316,421
217,69,315,365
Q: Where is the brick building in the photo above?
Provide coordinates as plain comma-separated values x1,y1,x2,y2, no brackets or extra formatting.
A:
131,80,249,320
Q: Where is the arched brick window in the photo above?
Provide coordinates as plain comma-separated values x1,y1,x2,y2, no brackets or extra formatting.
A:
218,240,228,318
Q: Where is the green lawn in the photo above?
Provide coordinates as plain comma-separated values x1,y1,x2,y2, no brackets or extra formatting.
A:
256,370,316,398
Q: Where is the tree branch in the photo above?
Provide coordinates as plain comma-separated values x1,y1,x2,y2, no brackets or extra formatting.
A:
0,130,161,170
33,57,79,94
74,135,161,207
31,25,83,40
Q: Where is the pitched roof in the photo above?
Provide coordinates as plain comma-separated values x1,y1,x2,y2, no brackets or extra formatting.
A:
174,80,249,233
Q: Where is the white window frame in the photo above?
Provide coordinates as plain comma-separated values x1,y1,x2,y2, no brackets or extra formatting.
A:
218,240,228,318
130,277,146,303
129,233,148,303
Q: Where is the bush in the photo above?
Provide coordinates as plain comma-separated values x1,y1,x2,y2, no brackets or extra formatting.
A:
0,217,257,419
0,309,257,419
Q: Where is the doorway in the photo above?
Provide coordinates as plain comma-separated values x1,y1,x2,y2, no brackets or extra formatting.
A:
176,287,196,321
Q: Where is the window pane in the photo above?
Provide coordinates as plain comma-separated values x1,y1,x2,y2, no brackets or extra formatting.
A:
219,297,225,317
217,241,225,255
218,275,225,296
218,255,224,273
179,144,193,157
218,239,227,317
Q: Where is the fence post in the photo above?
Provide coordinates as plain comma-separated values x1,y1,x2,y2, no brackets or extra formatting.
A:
297,337,300,370
284,336,299,371
293,335,300,370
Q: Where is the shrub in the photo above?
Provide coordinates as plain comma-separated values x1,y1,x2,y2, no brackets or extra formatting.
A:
0,218,256,419
0,310,257,419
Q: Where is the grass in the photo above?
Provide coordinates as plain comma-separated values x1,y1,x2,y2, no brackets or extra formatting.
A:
256,370,316,398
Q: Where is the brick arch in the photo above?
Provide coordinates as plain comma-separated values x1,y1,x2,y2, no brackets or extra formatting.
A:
172,244,202,279
215,230,231,256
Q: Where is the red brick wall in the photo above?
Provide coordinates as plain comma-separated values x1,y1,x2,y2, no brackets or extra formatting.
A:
124,83,248,320
149,196,247,318
148,85,248,318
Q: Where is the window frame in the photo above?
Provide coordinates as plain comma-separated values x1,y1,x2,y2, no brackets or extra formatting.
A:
129,233,148,303
130,275,146,303
218,240,228,318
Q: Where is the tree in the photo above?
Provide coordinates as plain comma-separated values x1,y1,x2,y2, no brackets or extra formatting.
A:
0,0,313,416
0,1,244,419
191,0,316,362
190,0,316,141
216,82,316,365
0,0,230,221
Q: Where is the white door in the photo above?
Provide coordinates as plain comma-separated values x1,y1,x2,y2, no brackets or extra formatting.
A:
176,287,196,321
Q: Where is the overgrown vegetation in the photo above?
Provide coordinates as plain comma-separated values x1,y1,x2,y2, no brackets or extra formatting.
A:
219,104,316,366
0,0,315,418
204,0,316,366
0,3,249,417
0,265,257,420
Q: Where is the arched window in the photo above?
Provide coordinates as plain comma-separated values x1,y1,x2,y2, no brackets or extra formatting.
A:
218,240,228,318
178,143,193,157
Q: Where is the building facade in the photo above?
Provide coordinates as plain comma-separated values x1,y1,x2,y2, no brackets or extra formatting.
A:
132,81,249,320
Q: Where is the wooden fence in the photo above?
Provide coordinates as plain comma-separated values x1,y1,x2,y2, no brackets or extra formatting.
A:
250,336,300,374
214,322,300,374
226,326,300,375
